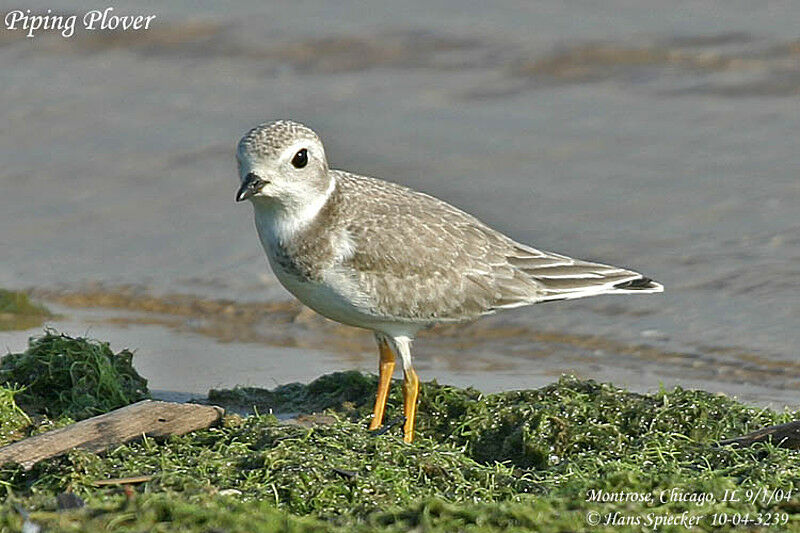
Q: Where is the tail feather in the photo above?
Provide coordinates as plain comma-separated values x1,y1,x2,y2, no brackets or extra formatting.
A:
613,276,663,291
501,244,663,306
534,265,663,303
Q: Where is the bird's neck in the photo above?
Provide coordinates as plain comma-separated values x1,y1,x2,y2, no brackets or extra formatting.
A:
254,175,337,249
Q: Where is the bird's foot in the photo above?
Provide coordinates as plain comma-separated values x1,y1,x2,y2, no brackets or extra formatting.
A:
368,415,406,437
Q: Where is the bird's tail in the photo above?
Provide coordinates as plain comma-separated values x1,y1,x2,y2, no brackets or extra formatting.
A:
507,244,664,304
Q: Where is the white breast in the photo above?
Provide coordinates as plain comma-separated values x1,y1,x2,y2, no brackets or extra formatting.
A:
254,207,373,327
252,201,423,338
271,254,370,324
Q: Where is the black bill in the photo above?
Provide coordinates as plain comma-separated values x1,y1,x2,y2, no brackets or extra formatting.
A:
236,172,267,202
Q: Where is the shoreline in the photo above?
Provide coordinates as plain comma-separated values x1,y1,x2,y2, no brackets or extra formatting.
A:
0,284,795,410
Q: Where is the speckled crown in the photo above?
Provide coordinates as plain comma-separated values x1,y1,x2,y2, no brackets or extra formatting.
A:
238,120,322,160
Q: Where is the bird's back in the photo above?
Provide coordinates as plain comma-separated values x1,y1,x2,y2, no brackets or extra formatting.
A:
330,171,661,325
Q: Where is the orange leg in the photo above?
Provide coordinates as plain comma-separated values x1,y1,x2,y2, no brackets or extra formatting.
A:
402,366,420,443
369,338,396,430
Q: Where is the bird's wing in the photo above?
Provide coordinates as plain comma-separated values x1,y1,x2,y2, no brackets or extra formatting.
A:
335,172,661,322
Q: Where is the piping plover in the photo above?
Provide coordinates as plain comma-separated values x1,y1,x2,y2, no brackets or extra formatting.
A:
235,120,663,442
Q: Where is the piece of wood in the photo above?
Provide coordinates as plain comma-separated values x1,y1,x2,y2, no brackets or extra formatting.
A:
719,420,800,449
93,475,154,486
0,400,224,469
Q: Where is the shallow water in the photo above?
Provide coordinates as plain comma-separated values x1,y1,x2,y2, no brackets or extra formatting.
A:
1,1,798,406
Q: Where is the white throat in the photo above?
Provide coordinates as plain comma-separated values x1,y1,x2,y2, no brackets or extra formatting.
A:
253,175,335,247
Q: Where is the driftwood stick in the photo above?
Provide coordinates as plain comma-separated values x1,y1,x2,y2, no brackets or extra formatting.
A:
0,400,224,469
719,420,800,449
93,475,154,486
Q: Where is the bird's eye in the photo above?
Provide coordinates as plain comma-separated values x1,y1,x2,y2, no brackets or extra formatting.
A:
291,148,308,169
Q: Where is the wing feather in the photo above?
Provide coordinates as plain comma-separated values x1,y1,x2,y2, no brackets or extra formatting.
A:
335,171,662,321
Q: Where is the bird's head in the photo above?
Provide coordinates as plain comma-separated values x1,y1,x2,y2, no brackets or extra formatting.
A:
235,120,331,212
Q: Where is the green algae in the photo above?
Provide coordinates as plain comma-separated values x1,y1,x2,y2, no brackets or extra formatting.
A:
1,333,800,531
0,386,30,448
208,371,378,415
0,290,52,332
0,332,149,420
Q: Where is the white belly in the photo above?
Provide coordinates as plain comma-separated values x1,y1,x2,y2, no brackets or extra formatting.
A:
269,254,368,325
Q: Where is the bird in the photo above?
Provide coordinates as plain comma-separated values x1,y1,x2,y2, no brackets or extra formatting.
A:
235,120,663,443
